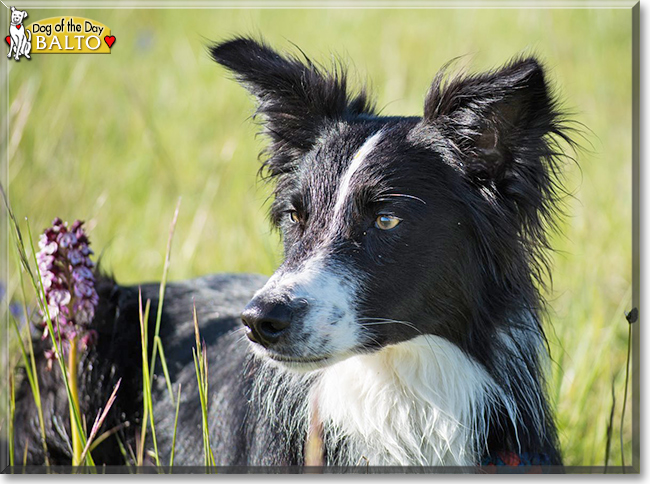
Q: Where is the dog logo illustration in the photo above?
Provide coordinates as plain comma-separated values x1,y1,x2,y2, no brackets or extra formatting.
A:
7,6,31,60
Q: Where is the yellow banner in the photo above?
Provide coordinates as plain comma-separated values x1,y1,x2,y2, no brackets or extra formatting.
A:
26,17,113,54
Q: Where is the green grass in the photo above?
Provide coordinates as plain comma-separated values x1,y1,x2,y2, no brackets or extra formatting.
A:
2,7,634,467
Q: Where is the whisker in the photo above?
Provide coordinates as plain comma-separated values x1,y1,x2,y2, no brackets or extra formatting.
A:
233,326,250,343
363,321,422,333
358,318,440,361
358,317,424,334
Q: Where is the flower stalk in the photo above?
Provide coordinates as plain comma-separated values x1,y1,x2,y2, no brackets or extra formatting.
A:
68,336,83,465
35,218,99,466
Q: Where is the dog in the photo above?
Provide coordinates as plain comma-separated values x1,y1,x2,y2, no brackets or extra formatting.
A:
12,37,575,470
7,6,31,61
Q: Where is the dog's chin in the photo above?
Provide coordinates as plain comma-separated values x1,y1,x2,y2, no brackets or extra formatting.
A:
249,344,357,373
266,353,335,372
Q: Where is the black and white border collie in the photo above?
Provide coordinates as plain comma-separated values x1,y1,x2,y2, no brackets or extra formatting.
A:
13,37,575,470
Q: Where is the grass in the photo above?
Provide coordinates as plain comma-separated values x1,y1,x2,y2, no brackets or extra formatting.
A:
3,196,193,471
10,253,50,464
192,302,216,468
3,195,96,467
1,7,634,468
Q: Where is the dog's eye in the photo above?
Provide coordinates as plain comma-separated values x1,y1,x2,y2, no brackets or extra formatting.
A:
375,214,401,231
288,210,300,224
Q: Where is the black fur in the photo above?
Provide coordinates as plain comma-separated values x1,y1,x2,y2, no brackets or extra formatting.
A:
209,37,376,227
11,37,576,469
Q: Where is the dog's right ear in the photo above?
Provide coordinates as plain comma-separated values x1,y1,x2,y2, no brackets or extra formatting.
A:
209,37,374,177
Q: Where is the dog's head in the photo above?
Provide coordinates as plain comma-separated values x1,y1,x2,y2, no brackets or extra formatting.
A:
210,38,572,371
10,7,28,25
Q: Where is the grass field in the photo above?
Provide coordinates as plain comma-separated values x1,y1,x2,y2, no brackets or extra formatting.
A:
1,7,634,467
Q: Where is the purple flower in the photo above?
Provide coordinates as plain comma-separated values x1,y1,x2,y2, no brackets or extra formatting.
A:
36,218,99,367
49,288,71,306
72,266,93,282
74,282,94,298
37,253,55,270
68,249,84,266
42,240,58,255
58,232,77,249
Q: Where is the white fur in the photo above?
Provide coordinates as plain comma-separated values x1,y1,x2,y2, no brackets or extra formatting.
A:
333,130,383,219
311,335,516,466
250,334,519,466
252,255,362,363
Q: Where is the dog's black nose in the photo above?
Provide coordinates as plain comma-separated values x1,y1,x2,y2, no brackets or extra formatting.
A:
241,298,292,347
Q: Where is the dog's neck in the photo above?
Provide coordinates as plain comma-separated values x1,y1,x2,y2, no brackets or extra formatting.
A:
311,335,515,467
252,334,523,467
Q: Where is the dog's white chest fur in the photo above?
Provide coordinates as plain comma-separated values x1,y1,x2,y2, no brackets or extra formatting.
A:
313,335,502,466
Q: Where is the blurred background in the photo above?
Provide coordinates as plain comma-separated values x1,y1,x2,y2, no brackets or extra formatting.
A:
1,7,633,467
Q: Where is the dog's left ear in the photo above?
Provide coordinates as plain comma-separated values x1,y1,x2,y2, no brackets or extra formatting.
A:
22,11,27,18
422,58,568,223
210,37,374,176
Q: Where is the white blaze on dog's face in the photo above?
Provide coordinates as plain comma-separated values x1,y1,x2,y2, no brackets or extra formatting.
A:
241,131,387,369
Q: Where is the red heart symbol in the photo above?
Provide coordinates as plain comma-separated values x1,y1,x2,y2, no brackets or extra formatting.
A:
104,35,115,48
5,36,10,45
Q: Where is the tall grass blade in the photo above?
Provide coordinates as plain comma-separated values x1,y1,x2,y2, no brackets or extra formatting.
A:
14,249,50,464
149,197,181,404
154,337,174,406
77,379,122,465
192,302,215,467
191,350,210,467
22,438,29,468
10,313,50,464
88,422,130,454
115,432,134,470
136,408,148,466
68,337,83,465
137,290,161,466
136,291,150,466
0,182,36,282
604,378,616,473
169,384,182,467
